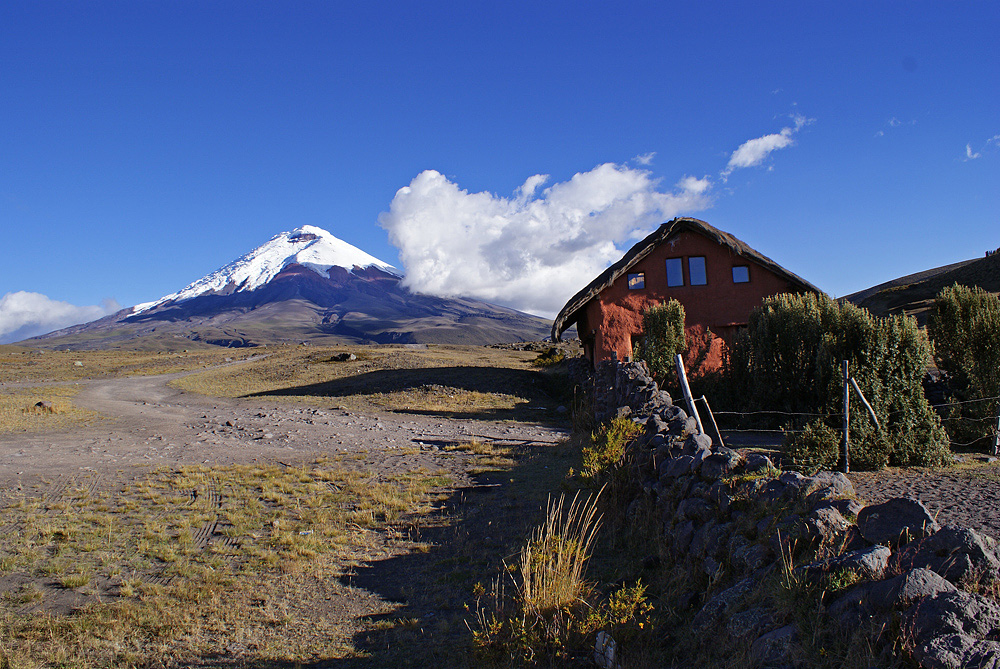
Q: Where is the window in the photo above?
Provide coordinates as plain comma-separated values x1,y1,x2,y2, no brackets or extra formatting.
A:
689,257,707,285
732,265,750,283
627,272,645,290
666,258,684,286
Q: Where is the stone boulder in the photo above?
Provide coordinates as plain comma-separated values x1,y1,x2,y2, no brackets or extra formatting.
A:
796,545,892,582
661,455,694,478
900,525,1000,584
727,607,774,640
915,634,1000,669
803,506,852,548
692,576,757,631
904,590,1000,645
868,568,957,610
803,471,855,506
828,568,957,628
700,448,744,481
743,453,774,474
677,497,715,524
750,624,797,666
857,497,940,547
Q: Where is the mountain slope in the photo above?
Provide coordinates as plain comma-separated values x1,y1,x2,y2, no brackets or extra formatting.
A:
24,227,552,350
844,250,1000,322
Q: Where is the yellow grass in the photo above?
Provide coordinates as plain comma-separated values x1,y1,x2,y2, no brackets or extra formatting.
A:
0,348,244,383
0,385,101,434
171,345,540,415
0,460,454,666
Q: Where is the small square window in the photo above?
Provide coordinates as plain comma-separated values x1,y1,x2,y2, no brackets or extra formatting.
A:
666,258,684,286
689,257,707,285
627,273,645,290
732,266,750,283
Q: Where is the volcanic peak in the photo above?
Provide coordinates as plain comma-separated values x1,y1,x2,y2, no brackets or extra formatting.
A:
134,225,397,313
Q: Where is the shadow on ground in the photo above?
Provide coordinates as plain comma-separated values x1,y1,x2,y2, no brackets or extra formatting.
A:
247,365,571,423
133,447,576,668
333,441,579,667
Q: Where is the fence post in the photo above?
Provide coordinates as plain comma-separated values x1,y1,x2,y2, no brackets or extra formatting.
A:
697,395,725,449
675,354,705,435
994,400,1000,457
842,360,850,474
849,377,880,430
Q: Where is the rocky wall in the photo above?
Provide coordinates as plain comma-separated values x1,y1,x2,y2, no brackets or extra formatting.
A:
588,358,1000,669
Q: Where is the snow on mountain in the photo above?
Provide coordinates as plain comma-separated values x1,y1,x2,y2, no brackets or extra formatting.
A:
134,225,397,313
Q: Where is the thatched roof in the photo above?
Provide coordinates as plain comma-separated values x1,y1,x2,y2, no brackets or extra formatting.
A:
551,217,823,341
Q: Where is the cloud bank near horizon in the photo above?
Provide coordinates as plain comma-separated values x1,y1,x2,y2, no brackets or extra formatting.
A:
0,292,120,344
379,164,712,318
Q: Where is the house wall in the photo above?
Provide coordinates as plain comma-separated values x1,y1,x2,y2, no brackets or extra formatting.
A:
577,230,804,368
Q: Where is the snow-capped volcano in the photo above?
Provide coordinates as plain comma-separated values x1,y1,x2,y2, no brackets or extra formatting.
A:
25,225,552,349
135,225,396,313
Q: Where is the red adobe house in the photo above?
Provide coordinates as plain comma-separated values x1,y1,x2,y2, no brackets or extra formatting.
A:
551,217,822,370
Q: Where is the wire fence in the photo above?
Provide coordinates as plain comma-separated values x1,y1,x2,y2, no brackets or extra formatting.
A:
710,393,1000,445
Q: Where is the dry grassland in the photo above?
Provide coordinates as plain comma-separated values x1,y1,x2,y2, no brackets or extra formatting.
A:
0,347,247,384
0,386,102,435
0,457,460,667
0,343,582,666
0,347,246,435
172,345,548,417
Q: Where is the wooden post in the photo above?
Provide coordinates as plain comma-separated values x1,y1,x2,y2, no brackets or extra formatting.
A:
675,353,705,435
849,377,880,430
993,400,1000,457
842,360,850,474
697,395,725,449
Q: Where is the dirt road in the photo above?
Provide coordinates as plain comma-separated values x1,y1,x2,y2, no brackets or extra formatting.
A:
0,365,568,498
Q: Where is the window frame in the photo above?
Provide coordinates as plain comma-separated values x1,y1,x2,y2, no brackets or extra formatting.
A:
732,265,750,283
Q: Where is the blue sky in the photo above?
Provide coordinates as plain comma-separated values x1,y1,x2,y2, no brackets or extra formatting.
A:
2,1,998,339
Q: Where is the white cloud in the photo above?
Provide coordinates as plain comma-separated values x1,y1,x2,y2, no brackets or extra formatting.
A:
633,152,657,166
0,292,120,344
378,164,712,318
964,134,1000,161
721,114,813,179
877,117,917,137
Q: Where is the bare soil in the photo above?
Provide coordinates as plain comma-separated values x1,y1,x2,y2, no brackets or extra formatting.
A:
849,458,1000,539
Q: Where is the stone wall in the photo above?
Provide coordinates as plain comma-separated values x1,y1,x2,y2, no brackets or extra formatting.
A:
588,358,1000,669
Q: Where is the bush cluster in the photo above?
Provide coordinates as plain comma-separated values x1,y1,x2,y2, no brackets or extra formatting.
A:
633,299,686,385
928,283,1000,448
728,292,949,470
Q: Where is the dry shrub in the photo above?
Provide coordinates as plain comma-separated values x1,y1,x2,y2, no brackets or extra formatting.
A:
520,490,603,617
473,487,653,666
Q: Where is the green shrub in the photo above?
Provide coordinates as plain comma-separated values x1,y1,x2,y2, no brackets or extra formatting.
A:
786,420,840,474
581,417,643,486
928,284,1000,449
729,292,949,469
532,347,566,367
634,300,686,384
